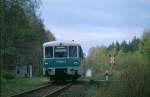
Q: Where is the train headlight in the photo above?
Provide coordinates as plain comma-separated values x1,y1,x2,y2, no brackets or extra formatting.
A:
48,68,55,75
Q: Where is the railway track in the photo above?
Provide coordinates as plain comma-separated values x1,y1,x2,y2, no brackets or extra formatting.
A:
56,82,87,97
44,83,72,97
10,82,73,97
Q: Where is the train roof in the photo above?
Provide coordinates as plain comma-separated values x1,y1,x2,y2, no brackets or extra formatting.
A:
43,40,81,47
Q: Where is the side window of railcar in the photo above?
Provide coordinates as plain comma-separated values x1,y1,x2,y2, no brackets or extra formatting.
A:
69,46,77,57
79,46,83,58
45,46,53,58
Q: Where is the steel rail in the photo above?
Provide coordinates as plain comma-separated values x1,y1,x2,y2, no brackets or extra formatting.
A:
9,82,72,97
43,83,73,97
10,83,51,97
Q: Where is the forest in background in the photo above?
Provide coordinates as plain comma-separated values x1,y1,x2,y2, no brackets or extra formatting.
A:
0,0,55,75
85,28,150,97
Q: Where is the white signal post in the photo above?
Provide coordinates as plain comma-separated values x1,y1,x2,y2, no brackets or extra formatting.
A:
109,54,115,65
108,54,115,75
105,70,109,81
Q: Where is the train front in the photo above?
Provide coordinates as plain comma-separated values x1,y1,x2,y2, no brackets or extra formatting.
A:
43,41,83,81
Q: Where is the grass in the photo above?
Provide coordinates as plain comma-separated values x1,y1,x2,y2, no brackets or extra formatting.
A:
1,77,48,97
84,52,150,97
85,81,112,97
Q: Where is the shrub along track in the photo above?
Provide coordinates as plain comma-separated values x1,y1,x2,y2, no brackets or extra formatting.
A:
10,82,73,97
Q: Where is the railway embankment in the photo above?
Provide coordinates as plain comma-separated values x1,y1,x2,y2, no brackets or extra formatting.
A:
1,77,49,97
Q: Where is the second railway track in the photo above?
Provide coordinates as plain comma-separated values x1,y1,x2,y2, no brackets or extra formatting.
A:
10,82,73,97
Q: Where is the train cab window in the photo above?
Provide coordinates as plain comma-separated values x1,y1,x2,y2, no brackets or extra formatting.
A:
45,46,53,58
69,46,77,57
54,46,67,58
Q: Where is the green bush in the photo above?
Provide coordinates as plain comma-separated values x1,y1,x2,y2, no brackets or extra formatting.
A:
111,52,150,97
1,70,16,80
85,51,150,97
85,47,109,80
0,76,7,82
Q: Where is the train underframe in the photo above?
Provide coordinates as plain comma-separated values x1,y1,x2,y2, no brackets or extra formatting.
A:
46,68,81,81
49,74,80,81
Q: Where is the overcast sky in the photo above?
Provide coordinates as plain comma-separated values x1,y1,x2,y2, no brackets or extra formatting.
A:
40,0,150,54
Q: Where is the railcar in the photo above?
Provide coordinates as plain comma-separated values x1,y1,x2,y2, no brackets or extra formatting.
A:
43,40,84,81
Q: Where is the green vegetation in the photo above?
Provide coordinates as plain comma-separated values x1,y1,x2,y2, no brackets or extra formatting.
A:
108,36,140,54
1,77,48,97
0,0,55,75
0,1,53,96
0,1,54,96
85,84,112,97
139,28,150,59
85,28,150,97
85,47,109,80
1,70,16,80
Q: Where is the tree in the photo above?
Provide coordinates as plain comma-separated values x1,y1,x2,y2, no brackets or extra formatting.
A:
0,0,55,74
129,36,140,52
115,41,120,54
120,40,129,53
139,28,150,59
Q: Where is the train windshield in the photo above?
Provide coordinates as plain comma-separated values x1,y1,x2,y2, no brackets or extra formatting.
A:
54,46,67,58
45,46,53,58
69,46,77,57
